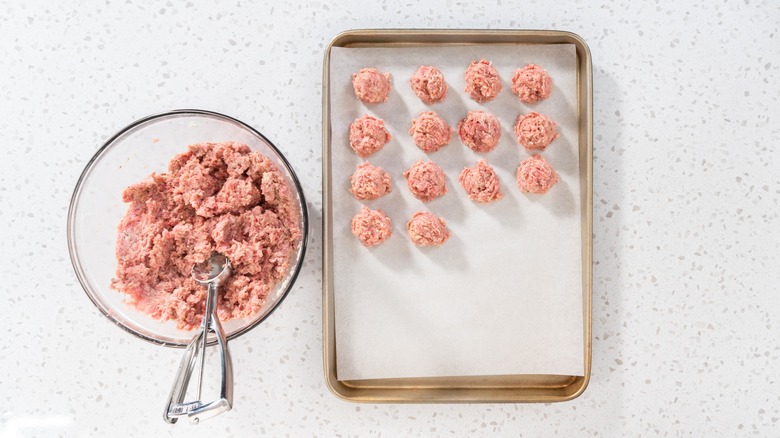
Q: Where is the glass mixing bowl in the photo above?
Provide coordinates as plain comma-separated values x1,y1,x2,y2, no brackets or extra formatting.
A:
67,109,308,347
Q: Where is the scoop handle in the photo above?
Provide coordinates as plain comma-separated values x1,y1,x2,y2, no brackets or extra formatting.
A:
163,286,233,424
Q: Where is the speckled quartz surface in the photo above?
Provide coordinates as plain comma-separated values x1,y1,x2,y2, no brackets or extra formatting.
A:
0,0,778,436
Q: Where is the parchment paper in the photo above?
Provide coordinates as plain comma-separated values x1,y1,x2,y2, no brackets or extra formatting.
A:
330,44,584,380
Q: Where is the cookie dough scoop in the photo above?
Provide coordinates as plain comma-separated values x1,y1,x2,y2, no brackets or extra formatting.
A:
163,252,234,424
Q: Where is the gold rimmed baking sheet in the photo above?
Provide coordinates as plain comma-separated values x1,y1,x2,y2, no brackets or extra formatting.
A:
322,29,592,403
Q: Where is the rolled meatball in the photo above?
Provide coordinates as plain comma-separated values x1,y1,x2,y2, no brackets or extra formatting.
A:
458,160,502,203
410,65,447,104
464,59,502,102
349,115,392,157
409,111,452,153
511,64,553,103
407,211,450,247
403,161,447,202
352,68,391,104
351,206,393,246
457,111,501,152
514,112,559,151
349,162,391,200
516,154,559,194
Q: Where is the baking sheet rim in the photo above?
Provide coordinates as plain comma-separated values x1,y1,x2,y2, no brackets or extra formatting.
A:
322,28,593,403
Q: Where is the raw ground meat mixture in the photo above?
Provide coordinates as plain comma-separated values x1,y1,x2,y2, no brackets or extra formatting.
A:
409,111,451,153
349,115,392,157
458,111,501,153
403,161,447,202
511,64,553,103
463,59,502,102
352,67,392,104
351,206,393,246
406,211,450,247
458,160,502,203
410,65,448,104
514,112,559,151
350,162,391,200
516,154,559,194
112,141,301,331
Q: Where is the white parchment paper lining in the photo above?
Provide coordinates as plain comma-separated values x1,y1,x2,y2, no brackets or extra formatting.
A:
330,44,584,380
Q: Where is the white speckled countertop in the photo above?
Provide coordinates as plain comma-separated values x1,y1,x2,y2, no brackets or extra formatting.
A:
1,1,778,436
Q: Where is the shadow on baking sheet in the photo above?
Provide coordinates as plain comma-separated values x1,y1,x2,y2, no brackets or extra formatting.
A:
415,232,469,271
373,87,413,138
367,228,414,272
365,220,468,273
477,193,525,230
442,84,470,126
432,176,467,224
546,128,579,176
492,120,519,175
526,176,577,217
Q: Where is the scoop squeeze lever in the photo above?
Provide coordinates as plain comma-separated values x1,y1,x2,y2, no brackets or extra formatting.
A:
163,252,234,424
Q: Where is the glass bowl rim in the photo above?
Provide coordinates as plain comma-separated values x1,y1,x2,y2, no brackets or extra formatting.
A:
67,108,309,348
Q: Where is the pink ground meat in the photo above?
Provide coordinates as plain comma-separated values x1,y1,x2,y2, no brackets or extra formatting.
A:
463,59,502,102
351,206,393,246
349,115,392,157
516,154,559,194
352,68,392,104
458,111,501,153
403,161,447,202
410,65,447,104
349,162,391,200
112,141,301,331
511,64,553,103
514,112,559,151
458,160,502,203
409,111,452,153
406,212,450,247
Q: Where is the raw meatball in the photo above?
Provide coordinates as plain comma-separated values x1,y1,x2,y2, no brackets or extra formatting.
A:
514,112,559,151
349,115,392,157
403,161,447,202
352,67,392,104
406,212,450,247
351,206,393,246
409,111,452,153
511,64,553,103
458,160,502,203
516,154,559,194
349,162,391,200
458,111,501,153
113,141,301,331
410,65,447,104
464,59,502,102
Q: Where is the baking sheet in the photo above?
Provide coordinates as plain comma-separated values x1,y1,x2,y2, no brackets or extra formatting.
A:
330,44,583,380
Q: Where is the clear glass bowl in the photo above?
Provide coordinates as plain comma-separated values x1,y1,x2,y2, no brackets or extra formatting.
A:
67,110,308,347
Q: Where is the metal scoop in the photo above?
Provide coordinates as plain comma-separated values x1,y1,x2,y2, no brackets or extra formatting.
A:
163,252,234,424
